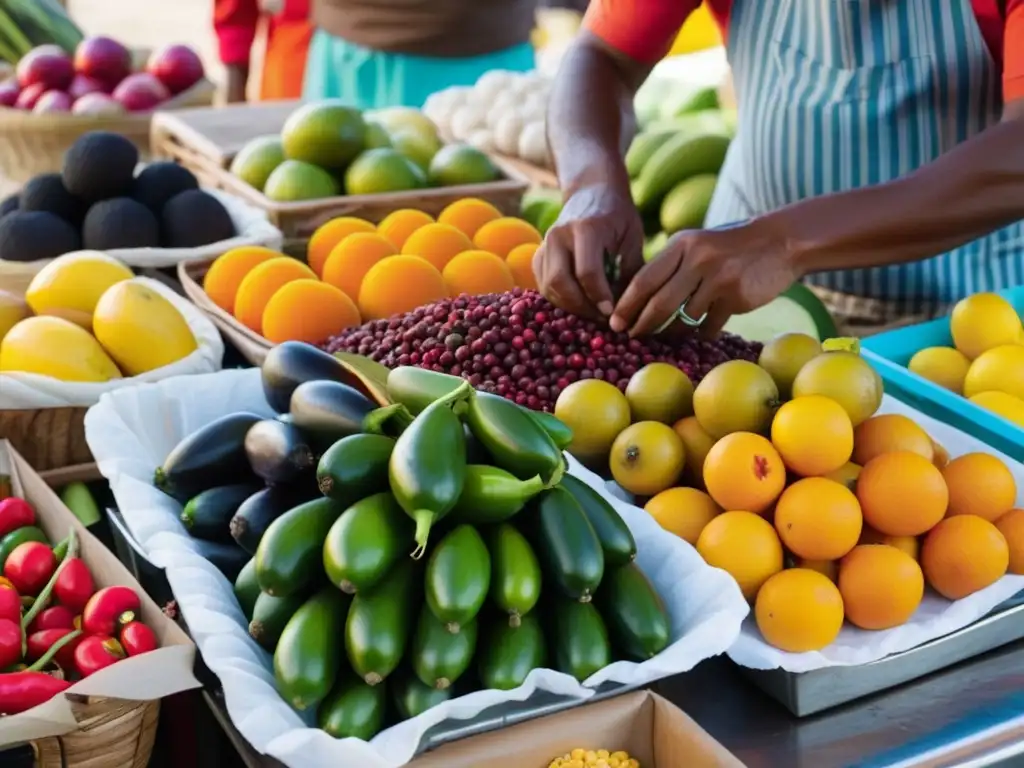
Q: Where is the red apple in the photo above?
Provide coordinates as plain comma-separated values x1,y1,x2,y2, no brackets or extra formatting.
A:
33,90,72,113
145,44,204,95
112,72,169,112
71,92,125,116
74,36,131,89
68,74,106,101
0,82,19,108
16,45,74,91
14,82,47,110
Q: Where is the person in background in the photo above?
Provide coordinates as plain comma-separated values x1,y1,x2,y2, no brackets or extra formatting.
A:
536,0,1024,337
302,0,538,109
214,0,313,102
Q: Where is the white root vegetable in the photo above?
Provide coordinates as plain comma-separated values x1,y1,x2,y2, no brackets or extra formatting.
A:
450,104,488,140
493,113,524,155
467,130,496,152
518,120,550,166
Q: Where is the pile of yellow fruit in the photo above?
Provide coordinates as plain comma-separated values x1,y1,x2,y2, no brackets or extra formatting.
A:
0,251,198,382
908,292,1024,425
202,198,543,345
547,748,640,768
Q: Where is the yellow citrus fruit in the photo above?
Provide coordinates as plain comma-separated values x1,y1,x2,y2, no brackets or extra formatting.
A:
773,477,863,561
261,280,361,344
0,315,121,382
852,413,934,465
856,451,948,536
950,292,1022,360
757,332,822,399
320,232,397,301
554,379,632,466
859,526,920,560
644,487,721,545
921,515,1009,600
794,558,838,582
377,209,434,249
703,432,786,514
472,217,542,257
203,246,281,313
233,257,317,333
25,250,133,329
437,197,503,238
995,509,1024,574
307,216,376,276
839,545,924,630
963,344,1024,400
357,255,447,320
442,250,516,296
941,452,1016,522
907,346,970,393
609,421,686,496
770,395,853,476
697,510,784,601
625,363,694,425
672,416,716,488
790,351,883,427
692,359,780,438
506,242,539,290
401,222,474,271
969,391,1024,428
755,569,845,652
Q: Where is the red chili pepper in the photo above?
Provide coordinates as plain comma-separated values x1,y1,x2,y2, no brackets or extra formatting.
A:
27,605,75,634
0,671,71,715
27,628,80,670
4,542,56,597
119,621,158,657
0,618,20,669
81,586,140,636
73,635,125,677
0,498,35,539
53,557,95,614
0,583,20,625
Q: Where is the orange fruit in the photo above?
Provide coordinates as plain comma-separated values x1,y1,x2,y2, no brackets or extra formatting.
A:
472,216,542,257
702,432,786,515
697,510,784,601
852,413,934,465
203,246,281,313
994,508,1024,574
794,558,838,583
856,451,948,536
673,416,716,488
401,223,474,271
437,197,502,238
261,280,361,344
941,452,1017,522
506,242,539,290
644,487,721,545
307,216,376,277
931,439,950,469
233,257,316,333
609,421,686,496
770,395,853,476
442,250,516,296
377,209,434,249
859,527,920,560
320,232,397,301
357,255,447,321
774,477,863,561
839,545,924,629
755,569,845,652
920,515,1009,600
824,461,861,492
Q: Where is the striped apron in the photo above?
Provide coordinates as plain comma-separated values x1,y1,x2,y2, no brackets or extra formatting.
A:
704,0,1022,335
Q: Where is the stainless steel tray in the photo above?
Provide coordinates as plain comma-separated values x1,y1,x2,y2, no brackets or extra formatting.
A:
739,591,1024,717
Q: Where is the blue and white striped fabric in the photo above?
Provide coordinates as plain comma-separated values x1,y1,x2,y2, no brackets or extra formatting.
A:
704,0,1023,314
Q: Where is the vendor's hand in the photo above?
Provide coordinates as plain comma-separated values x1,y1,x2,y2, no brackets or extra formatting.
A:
534,182,645,319
610,221,800,337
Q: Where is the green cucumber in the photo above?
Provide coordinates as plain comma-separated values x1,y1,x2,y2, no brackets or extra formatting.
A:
345,559,418,685
551,599,612,682
448,465,545,525
317,673,387,740
316,433,395,506
477,613,546,691
273,587,350,710
527,410,574,451
385,367,464,413
249,590,308,651
522,487,604,603
233,558,261,621
558,475,637,568
255,497,346,597
0,526,48,571
59,482,101,527
411,606,477,690
486,524,541,627
323,492,412,594
465,392,563,484
425,525,490,634
181,484,261,542
598,563,671,661
392,670,452,719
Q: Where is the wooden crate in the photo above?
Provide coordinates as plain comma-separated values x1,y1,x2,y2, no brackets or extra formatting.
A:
489,152,559,189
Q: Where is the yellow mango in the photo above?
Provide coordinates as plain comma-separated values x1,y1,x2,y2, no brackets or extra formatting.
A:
0,316,121,382
25,250,133,329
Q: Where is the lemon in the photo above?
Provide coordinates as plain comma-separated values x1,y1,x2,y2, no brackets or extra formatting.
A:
950,293,1022,360
963,344,1024,400
554,379,632,466
644,487,721,545
0,316,121,382
92,280,198,376
969,391,1024,427
907,346,970,393
790,351,882,427
25,250,133,330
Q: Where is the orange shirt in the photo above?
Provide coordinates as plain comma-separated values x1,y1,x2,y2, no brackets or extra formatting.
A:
585,0,1024,102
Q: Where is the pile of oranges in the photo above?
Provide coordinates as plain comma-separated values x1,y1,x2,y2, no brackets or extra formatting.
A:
201,198,543,345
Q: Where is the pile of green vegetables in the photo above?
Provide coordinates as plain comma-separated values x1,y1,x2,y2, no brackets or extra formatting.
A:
0,0,82,64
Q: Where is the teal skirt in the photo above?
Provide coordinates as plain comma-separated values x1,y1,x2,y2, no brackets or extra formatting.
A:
303,30,536,109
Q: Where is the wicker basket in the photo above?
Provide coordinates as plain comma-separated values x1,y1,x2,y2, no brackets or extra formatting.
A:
0,406,90,473
31,697,160,768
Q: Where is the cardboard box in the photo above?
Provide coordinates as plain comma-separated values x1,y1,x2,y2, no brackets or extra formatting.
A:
408,690,744,768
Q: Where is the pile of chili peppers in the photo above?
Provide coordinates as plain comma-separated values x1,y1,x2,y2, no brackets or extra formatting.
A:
0,497,159,715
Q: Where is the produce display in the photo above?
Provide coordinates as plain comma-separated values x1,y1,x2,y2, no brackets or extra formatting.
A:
548,748,641,768
0,251,198,382
201,201,545,343
151,342,671,742
229,103,502,203
2,36,204,114
0,131,236,260
0,495,159,714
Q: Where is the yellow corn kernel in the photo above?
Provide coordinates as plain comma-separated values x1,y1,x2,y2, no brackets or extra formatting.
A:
571,749,586,760
610,753,629,762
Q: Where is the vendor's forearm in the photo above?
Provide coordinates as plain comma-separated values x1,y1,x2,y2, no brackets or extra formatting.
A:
776,117,1024,276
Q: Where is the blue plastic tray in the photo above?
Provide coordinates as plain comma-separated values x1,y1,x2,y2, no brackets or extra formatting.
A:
862,286,1024,462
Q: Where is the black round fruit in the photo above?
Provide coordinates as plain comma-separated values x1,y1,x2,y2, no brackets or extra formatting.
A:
83,197,160,250
62,131,139,203
19,173,87,226
0,211,81,262
132,162,199,212
0,194,19,220
161,189,236,248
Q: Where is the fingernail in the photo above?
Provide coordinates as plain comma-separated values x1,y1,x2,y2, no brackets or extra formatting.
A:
609,315,625,332
598,301,613,316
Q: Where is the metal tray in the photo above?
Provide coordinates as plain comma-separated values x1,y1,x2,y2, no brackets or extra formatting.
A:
739,592,1024,717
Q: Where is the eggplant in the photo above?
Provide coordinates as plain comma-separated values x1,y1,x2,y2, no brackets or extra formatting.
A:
230,484,319,554
245,419,317,485
181,483,262,542
261,342,355,414
190,538,251,582
289,380,376,452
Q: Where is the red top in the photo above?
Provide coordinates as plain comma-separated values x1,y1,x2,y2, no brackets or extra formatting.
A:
585,0,1024,102
214,0,310,66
